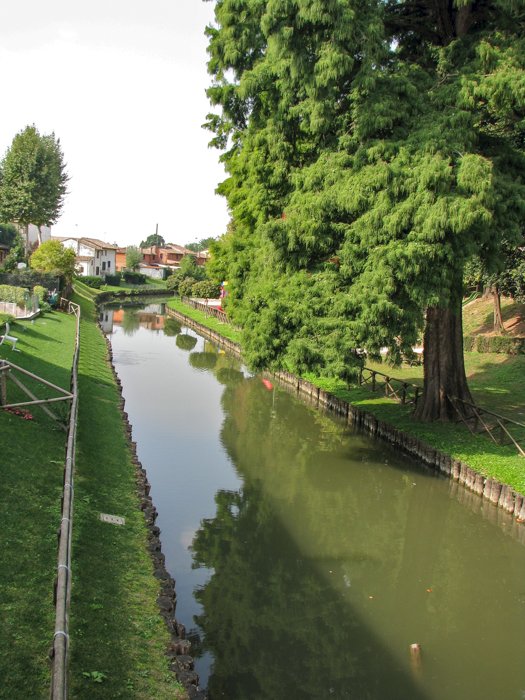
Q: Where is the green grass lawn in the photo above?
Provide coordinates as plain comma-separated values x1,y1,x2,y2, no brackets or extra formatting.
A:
0,304,185,699
167,297,242,344
0,310,77,698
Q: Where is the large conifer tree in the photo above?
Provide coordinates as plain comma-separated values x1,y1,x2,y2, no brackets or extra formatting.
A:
205,0,525,421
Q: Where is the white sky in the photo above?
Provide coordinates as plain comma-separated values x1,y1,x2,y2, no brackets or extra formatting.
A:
0,0,229,247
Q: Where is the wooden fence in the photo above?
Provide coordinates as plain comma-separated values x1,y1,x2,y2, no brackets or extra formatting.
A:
358,365,524,457
180,296,241,330
51,299,81,699
358,366,421,407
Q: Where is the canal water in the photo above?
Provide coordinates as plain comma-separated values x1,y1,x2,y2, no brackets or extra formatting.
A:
102,300,525,700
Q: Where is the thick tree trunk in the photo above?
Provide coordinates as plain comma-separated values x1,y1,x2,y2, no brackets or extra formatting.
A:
493,285,504,333
413,302,474,422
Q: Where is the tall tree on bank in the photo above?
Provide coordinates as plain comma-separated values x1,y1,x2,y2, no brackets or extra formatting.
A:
204,0,525,421
0,125,69,246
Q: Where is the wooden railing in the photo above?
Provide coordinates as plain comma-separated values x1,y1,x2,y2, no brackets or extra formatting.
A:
180,296,242,330
358,366,421,407
448,395,525,458
358,365,525,457
51,299,81,699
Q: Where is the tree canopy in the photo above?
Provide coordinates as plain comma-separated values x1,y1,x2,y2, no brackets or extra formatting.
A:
0,125,69,243
184,236,217,252
205,0,525,420
140,233,165,248
30,239,77,284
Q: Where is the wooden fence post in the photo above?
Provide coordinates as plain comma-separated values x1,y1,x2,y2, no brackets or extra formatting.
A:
0,364,6,406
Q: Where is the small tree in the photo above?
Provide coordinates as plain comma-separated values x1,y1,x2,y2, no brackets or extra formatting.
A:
0,125,69,244
30,239,77,285
126,246,143,270
180,254,206,281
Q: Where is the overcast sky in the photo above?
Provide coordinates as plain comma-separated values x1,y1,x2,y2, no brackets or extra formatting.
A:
0,0,229,247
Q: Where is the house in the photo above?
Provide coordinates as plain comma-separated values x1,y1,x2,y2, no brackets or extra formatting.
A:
115,247,127,272
141,244,208,268
52,237,119,278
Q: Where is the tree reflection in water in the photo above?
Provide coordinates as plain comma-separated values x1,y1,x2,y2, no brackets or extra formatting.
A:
189,378,429,700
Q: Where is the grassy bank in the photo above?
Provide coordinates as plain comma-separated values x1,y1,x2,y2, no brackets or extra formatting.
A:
73,278,167,303
171,299,525,495
0,311,77,698
0,303,185,699
167,298,242,343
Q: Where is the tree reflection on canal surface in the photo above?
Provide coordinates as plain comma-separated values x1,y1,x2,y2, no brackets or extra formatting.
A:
105,302,525,700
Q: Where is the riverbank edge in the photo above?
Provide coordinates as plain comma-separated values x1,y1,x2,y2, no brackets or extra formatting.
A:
166,305,525,542
99,323,208,700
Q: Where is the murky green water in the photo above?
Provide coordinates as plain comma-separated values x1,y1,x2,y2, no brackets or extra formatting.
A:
103,301,525,700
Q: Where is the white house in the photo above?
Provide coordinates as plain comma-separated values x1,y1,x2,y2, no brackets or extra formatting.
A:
52,237,118,278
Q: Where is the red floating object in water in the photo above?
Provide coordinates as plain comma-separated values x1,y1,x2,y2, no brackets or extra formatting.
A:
262,379,273,390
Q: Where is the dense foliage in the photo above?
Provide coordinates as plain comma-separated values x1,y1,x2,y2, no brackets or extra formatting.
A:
184,236,217,252
205,0,525,418
0,125,68,243
0,223,18,248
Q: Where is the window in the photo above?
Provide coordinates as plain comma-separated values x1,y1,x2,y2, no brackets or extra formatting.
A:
96,266,100,275
107,261,111,269
102,261,106,271
97,250,100,259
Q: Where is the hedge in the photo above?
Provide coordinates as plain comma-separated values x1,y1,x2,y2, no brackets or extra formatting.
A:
464,335,525,354
123,271,147,285
80,276,103,289
104,273,121,286
0,284,29,304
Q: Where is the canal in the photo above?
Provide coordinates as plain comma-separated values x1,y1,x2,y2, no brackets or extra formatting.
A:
102,300,525,700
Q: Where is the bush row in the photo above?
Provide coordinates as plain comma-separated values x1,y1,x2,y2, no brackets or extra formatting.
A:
464,335,525,355
0,284,30,304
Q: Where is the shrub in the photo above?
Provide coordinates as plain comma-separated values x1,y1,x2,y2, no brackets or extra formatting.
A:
123,271,146,285
464,335,525,354
191,280,221,298
178,277,196,297
33,285,47,305
166,275,179,291
0,312,15,326
0,284,29,304
104,273,121,286
81,276,103,289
